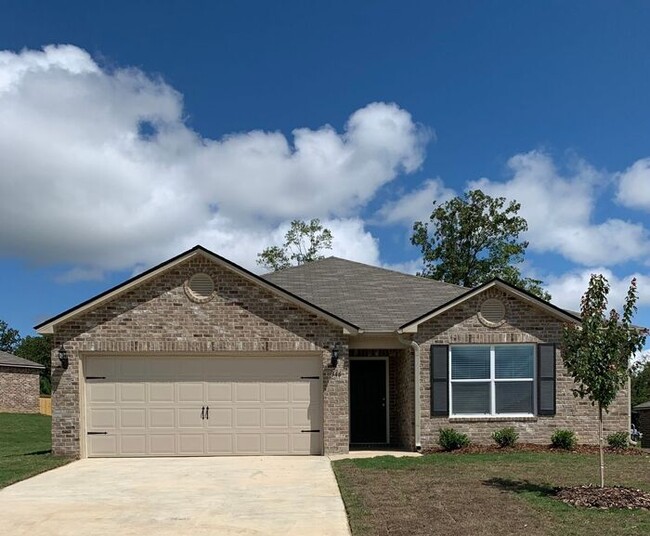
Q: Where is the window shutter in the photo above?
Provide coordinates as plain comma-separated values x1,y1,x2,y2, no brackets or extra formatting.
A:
430,345,449,416
537,343,556,416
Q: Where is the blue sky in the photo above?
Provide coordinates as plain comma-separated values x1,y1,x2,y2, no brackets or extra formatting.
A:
1,1,649,343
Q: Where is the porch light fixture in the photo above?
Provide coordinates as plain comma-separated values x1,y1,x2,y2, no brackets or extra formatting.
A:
58,346,69,369
330,342,341,368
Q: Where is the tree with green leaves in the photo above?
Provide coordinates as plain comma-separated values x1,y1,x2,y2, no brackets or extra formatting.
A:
411,189,551,300
0,319,21,353
563,275,647,488
632,359,650,409
257,219,333,271
16,335,53,395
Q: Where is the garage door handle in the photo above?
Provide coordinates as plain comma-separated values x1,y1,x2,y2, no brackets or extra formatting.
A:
301,429,321,433
205,406,209,419
201,406,205,420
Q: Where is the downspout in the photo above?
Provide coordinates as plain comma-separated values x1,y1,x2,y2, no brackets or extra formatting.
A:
398,332,422,452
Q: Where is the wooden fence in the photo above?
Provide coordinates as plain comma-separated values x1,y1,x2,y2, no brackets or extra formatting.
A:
39,396,52,416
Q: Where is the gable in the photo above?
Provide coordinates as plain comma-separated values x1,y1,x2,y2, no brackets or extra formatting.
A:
36,246,359,335
398,279,580,333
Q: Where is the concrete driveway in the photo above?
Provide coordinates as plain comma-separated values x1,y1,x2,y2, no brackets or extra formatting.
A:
0,457,350,536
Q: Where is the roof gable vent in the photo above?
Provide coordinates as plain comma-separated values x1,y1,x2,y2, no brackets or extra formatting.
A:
478,298,506,327
186,273,215,302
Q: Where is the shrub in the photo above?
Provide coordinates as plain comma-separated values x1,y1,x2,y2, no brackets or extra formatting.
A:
492,427,519,448
551,429,577,450
438,428,470,451
606,432,629,449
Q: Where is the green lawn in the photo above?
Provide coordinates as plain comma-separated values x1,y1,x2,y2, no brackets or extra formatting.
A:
333,451,650,536
0,413,71,488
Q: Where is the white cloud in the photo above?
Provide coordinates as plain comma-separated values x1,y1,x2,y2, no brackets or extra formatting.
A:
0,45,429,276
469,151,650,266
546,267,650,314
375,178,455,225
616,158,650,211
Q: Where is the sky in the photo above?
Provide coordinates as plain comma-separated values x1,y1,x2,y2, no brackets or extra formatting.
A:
1,1,649,346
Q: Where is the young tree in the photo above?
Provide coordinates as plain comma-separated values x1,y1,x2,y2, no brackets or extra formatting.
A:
563,275,647,488
257,219,333,271
16,335,53,395
0,319,21,353
411,189,550,300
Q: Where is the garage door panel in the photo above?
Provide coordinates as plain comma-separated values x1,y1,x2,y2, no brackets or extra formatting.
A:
149,382,175,403
87,383,117,403
206,383,232,402
120,408,146,428
264,434,290,454
120,435,146,455
85,356,322,457
264,383,289,402
149,408,175,428
178,407,203,428
291,382,313,402
205,408,232,428
177,382,204,403
291,407,312,428
235,434,262,454
264,408,289,427
207,433,233,454
235,383,261,402
119,383,146,403
179,434,205,455
88,408,117,429
236,408,261,427
149,434,176,455
88,434,117,457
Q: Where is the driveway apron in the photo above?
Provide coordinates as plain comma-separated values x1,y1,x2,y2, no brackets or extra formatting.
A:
0,457,350,536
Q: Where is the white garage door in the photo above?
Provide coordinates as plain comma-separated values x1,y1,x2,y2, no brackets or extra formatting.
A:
84,356,322,457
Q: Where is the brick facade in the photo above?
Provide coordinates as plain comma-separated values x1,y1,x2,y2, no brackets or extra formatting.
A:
51,256,349,457
413,287,629,448
49,254,631,457
0,366,41,413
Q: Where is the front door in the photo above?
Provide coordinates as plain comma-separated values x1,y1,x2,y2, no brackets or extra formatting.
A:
349,359,387,444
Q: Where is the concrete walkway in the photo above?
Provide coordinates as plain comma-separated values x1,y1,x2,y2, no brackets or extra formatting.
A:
0,457,350,536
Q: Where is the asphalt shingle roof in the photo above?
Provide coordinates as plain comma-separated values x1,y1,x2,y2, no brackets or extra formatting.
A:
0,350,45,369
262,257,468,331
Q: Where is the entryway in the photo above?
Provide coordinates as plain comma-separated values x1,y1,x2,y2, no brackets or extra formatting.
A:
349,358,388,445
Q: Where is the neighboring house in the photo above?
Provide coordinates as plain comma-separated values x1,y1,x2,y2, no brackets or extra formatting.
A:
36,245,629,458
633,401,650,448
0,351,44,413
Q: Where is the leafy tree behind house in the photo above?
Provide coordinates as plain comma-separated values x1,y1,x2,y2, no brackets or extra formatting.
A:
257,219,333,271
411,189,551,300
632,360,650,408
16,335,53,395
0,319,21,353
563,274,647,488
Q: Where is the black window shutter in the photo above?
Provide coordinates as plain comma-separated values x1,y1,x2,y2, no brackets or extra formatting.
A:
537,343,556,416
430,345,449,416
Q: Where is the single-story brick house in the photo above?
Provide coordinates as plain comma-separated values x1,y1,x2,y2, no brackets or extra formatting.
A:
0,351,45,413
36,245,630,458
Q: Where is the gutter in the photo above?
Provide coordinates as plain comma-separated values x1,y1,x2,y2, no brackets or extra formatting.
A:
397,332,422,452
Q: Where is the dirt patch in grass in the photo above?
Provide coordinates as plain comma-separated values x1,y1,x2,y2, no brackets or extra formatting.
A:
557,485,650,510
333,452,650,536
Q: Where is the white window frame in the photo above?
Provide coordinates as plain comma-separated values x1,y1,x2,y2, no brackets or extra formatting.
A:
449,344,536,418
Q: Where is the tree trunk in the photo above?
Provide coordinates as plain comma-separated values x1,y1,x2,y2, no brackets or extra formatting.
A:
598,403,605,488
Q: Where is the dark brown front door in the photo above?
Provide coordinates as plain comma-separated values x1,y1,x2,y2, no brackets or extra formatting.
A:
350,359,387,444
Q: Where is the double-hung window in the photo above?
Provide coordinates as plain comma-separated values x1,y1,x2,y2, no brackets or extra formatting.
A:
450,345,535,416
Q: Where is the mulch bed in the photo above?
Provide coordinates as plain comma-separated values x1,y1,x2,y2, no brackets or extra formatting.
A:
556,485,650,510
424,443,649,456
